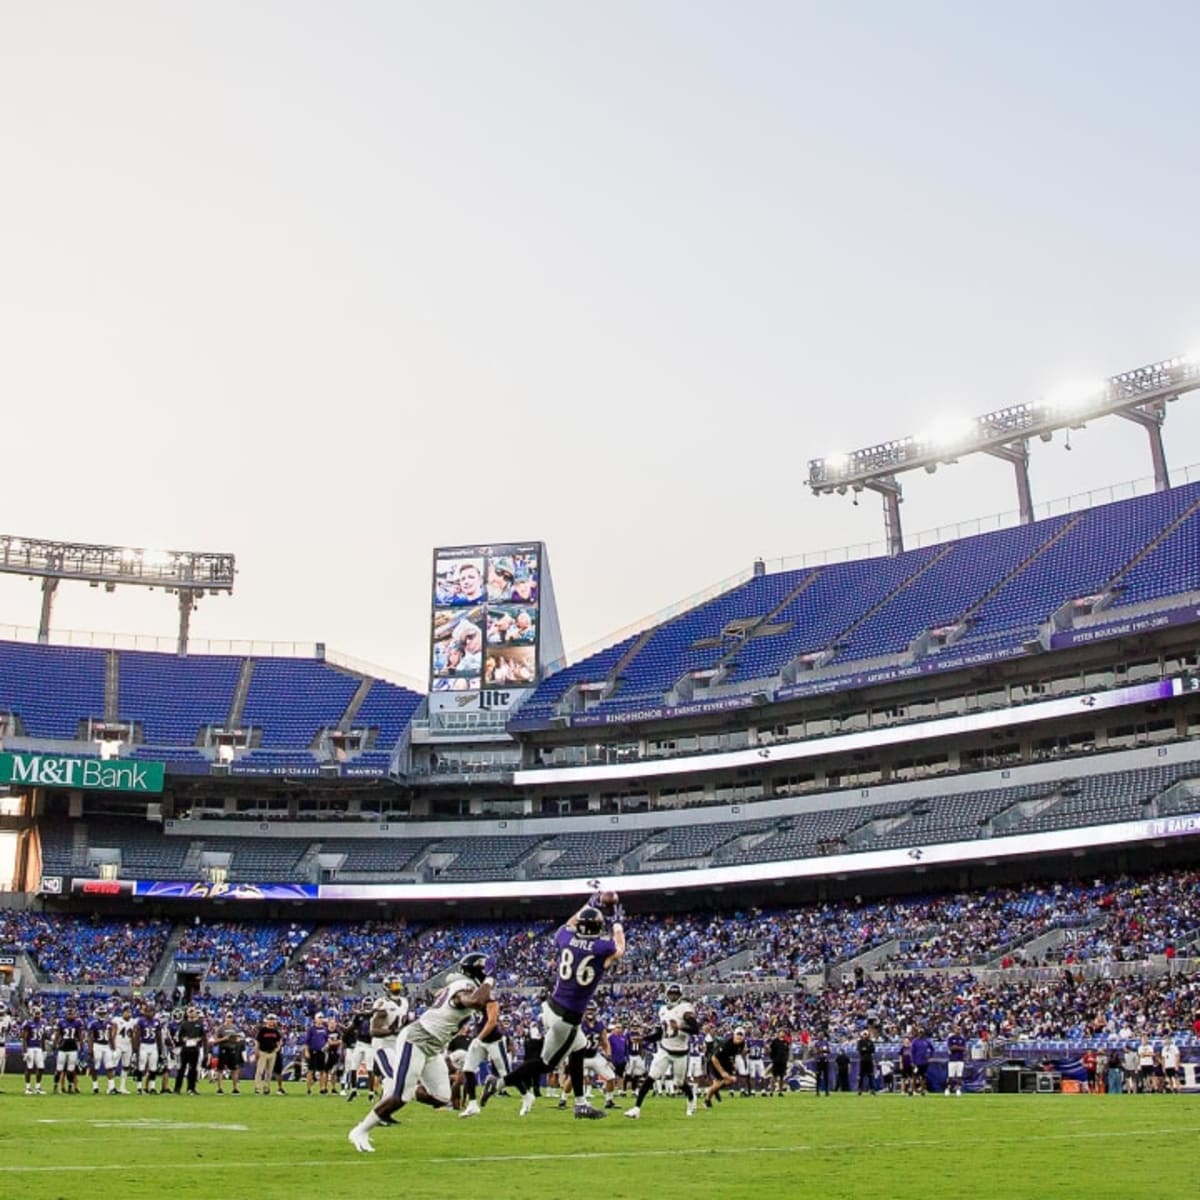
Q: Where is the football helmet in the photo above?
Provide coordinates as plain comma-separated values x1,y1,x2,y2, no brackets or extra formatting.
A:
383,979,405,997
576,906,605,936
458,952,489,984
665,982,683,1004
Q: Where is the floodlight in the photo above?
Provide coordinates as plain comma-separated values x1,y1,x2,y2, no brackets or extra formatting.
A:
824,452,849,474
143,549,170,568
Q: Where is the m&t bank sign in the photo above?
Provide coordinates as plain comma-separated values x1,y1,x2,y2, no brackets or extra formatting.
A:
0,752,165,794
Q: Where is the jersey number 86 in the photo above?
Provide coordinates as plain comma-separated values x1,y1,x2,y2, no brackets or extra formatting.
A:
558,948,596,987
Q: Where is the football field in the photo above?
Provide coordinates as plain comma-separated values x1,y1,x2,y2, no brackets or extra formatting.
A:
1,1087,1195,1200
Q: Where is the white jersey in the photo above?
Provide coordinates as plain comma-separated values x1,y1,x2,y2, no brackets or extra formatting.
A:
657,1001,695,1055
410,977,477,1053
112,1017,135,1047
373,997,409,1036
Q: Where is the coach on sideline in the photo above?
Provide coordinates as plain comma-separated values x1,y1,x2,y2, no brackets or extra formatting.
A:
253,1014,284,1095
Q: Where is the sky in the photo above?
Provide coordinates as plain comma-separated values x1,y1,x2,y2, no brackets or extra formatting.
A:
2,1,1199,687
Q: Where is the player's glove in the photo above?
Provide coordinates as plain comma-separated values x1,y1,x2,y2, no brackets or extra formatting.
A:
610,901,625,924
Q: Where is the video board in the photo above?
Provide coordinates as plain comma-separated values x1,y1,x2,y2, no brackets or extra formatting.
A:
430,543,541,693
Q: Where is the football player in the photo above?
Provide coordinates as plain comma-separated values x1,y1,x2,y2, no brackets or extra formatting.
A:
88,1004,116,1094
502,890,626,1119
460,980,511,1117
22,1004,50,1095
54,1004,85,1094
134,1002,163,1093
110,1003,135,1094
558,1003,616,1110
704,1027,746,1107
347,952,494,1153
0,1002,11,1090
624,983,700,1119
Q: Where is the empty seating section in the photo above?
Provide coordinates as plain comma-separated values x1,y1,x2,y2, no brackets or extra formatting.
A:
535,829,651,877
118,650,241,744
1005,762,1200,835
729,550,940,683
352,681,423,748
431,835,542,880
511,635,640,722
320,838,429,873
641,819,777,864
86,818,191,879
0,641,106,737
240,659,361,748
962,485,1200,644
198,837,310,881
1109,484,1200,608
833,518,1073,663
37,820,76,875
610,576,800,700
528,483,1200,707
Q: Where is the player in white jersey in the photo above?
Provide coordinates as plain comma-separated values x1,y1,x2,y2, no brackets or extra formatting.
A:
348,953,493,1153
111,1004,135,1094
624,983,700,1119
0,1004,11,1088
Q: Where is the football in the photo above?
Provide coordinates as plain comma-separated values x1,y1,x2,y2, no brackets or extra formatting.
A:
600,890,618,906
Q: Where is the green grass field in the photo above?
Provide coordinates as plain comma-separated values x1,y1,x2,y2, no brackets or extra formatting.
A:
1,1085,1196,1200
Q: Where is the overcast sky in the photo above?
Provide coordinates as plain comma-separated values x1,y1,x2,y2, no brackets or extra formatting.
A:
2,1,1199,685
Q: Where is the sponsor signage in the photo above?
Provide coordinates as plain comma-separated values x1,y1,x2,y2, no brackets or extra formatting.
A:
0,753,164,794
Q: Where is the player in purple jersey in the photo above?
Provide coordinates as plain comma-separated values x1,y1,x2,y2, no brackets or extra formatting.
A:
134,1004,163,1093
22,1005,50,1095
88,1004,115,1094
54,1006,86,1094
503,889,626,1119
945,1029,967,1096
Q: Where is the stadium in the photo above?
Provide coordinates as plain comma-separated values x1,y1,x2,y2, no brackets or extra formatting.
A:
1,348,1199,1192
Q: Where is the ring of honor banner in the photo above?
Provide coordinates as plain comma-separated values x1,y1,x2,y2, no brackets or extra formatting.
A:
429,541,563,712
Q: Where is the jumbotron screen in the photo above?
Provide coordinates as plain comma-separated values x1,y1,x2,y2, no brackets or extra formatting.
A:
430,543,541,693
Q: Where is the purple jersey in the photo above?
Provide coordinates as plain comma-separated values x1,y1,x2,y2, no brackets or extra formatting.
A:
608,1031,627,1065
581,1016,605,1054
551,925,617,1014
947,1034,967,1062
89,1017,111,1046
22,1020,50,1048
58,1017,85,1049
305,1025,329,1052
911,1036,933,1067
137,1015,162,1047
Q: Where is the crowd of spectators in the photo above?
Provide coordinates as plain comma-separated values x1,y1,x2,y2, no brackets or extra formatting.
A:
173,920,310,982
0,912,170,986
2,870,1197,999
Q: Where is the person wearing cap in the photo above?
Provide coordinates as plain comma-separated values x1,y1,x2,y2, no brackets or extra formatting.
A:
704,1027,746,1107
174,1006,207,1095
252,1013,284,1095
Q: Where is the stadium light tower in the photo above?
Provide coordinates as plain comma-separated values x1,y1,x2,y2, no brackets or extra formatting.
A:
0,536,236,654
808,353,1200,555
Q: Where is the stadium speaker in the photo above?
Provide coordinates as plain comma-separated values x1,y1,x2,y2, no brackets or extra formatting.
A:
751,691,771,705
550,715,571,727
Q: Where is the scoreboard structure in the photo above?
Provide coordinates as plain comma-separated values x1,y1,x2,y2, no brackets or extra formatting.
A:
427,540,563,715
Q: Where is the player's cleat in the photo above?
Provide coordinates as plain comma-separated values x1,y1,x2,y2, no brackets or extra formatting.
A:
519,1092,535,1117
623,1106,640,1119
574,1103,607,1120
556,1097,567,1109
479,1076,498,1108
348,1129,375,1153
704,1097,712,1108
346,1089,357,1102
24,1085,31,1095
686,1099,696,1116
604,1099,616,1109
460,1100,481,1118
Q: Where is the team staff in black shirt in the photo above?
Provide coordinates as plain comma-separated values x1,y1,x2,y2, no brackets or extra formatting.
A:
174,1007,207,1096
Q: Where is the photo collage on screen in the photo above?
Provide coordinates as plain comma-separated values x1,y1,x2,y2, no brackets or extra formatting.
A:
431,547,540,691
